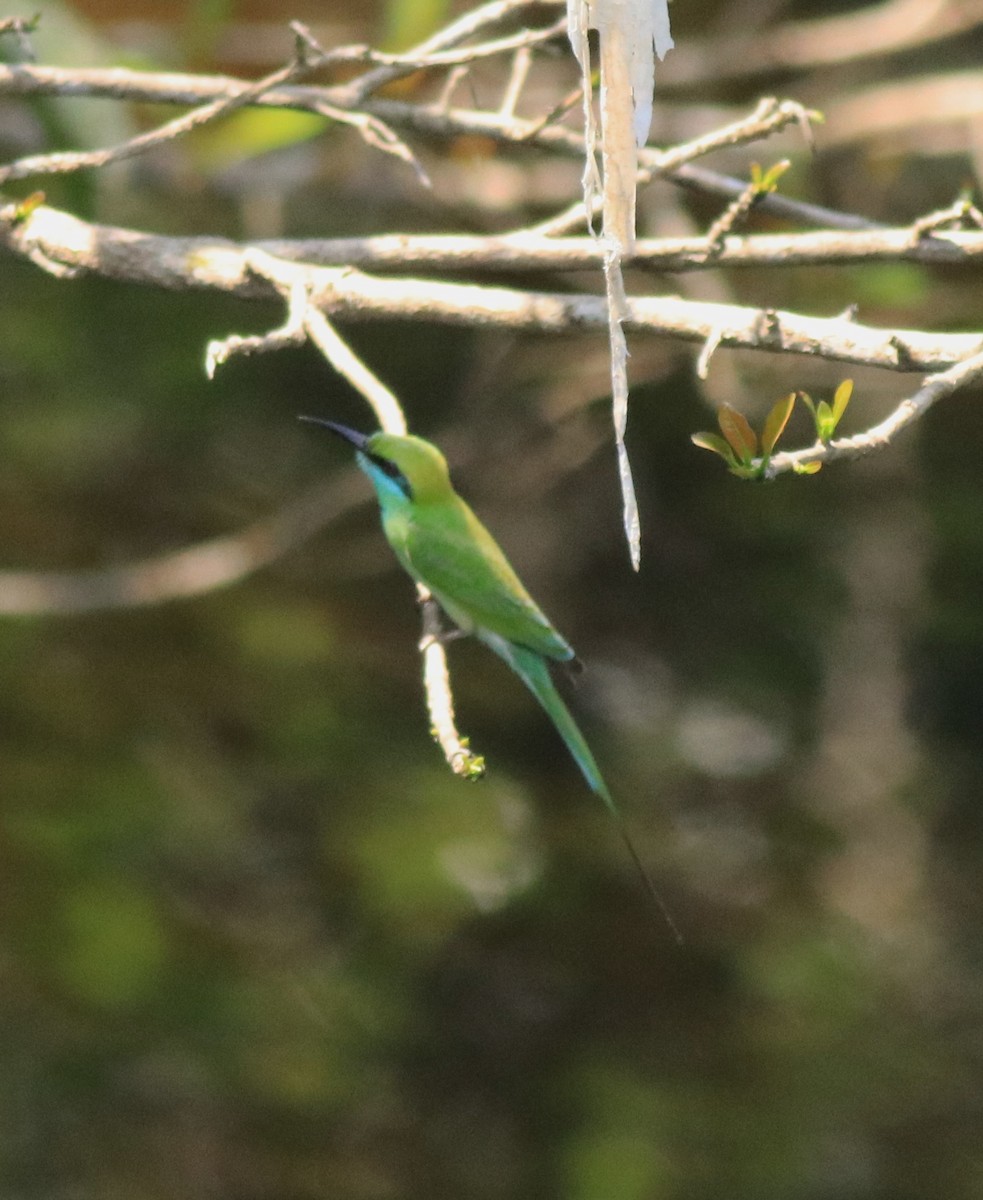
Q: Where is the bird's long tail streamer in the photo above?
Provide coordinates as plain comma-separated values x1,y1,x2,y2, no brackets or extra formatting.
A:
501,642,682,943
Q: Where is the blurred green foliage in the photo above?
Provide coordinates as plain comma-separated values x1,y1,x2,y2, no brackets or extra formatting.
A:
382,0,451,50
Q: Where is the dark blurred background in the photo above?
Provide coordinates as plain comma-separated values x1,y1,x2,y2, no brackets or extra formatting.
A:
2,1,983,1197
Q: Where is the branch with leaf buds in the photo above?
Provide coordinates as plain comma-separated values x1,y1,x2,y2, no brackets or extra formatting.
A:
693,353,983,479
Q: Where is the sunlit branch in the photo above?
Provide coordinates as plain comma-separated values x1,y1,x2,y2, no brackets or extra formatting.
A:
420,603,487,782
5,198,978,281
259,225,983,270
3,201,980,376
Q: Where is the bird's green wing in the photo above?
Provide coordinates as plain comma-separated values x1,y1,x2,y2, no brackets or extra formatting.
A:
387,496,574,662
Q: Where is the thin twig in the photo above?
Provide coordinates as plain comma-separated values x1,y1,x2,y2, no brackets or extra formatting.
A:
910,195,983,242
500,45,534,120
314,101,431,186
331,17,567,106
205,271,308,373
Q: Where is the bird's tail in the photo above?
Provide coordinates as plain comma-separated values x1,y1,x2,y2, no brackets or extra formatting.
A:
502,642,613,804
492,640,682,941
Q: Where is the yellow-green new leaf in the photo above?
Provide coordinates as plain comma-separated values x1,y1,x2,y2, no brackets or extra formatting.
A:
832,379,853,426
691,431,736,462
750,159,791,195
816,399,834,436
718,404,758,462
761,392,796,457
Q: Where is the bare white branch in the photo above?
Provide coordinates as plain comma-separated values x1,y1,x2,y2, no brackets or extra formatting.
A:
3,202,982,376
420,604,487,781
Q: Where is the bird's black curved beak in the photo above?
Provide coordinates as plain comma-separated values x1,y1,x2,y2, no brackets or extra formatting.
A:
298,416,370,451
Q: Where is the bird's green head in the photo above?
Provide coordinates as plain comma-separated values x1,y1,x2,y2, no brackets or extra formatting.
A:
300,419,453,505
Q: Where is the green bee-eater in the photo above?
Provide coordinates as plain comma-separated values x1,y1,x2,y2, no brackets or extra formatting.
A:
302,419,675,930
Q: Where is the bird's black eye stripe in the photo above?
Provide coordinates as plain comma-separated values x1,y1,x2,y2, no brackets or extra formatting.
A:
368,453,404,483
369,453,413,499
